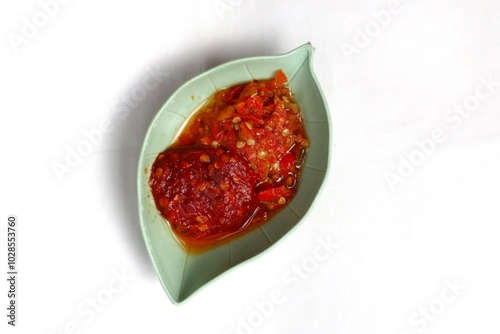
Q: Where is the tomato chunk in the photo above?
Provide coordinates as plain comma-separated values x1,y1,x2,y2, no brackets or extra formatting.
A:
257,186,294,202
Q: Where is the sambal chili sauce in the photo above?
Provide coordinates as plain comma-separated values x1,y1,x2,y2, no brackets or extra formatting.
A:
149,69,310,248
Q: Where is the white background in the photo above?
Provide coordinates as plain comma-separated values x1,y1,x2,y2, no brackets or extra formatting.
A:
1,0,500,333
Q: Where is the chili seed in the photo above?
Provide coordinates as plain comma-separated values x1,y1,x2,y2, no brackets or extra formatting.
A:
236,141,246,148
232,116,241,123
199,154,210,163
278,197,286,205
246,139,255,146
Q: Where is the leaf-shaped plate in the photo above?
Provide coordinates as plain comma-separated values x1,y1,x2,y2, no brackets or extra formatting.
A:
137,43,331,304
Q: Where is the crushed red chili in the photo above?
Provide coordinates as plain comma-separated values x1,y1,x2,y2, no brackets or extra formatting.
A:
149,70,309,248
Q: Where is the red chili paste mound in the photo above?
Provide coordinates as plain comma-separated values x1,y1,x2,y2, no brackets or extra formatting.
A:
149,70,309,248
149,147,259,243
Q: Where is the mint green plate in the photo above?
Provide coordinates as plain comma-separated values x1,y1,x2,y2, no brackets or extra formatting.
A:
137,43,331,304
